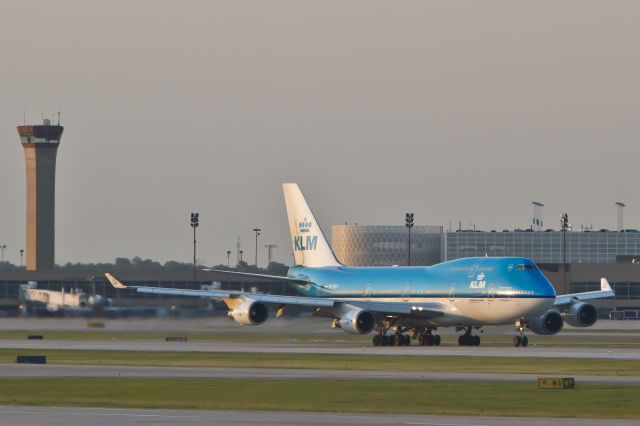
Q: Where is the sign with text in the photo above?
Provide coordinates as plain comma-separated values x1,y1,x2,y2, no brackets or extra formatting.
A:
537,378,576,389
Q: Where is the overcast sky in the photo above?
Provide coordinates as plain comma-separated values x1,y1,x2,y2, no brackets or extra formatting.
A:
1,1,639,266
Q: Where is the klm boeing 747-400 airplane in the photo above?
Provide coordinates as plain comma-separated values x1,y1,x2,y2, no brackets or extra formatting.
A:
106,183,615,347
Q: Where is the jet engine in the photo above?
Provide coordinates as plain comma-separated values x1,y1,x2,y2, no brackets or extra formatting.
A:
228,300,269,325
563,302,598,328
528,310,563,335
335,309,376,335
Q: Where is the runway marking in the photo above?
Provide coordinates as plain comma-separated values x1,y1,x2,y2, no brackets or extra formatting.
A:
0,409,198,418
406,423,492,426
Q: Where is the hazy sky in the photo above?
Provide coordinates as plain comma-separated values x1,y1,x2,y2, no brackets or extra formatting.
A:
1,1,639,266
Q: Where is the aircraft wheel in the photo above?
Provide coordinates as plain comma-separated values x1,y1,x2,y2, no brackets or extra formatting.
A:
521,336,528,347
418,335,426,346
513,336,521,347
373,334,382,346
473,335,480,346
391,335,400,346
404,335,411,346
382,335,390,346
434,335,441,346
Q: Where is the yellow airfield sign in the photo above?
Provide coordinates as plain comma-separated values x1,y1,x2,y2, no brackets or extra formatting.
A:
537,378,576,389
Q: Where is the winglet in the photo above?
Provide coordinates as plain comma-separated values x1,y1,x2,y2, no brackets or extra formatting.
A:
105,273,127,289
601,278,612,292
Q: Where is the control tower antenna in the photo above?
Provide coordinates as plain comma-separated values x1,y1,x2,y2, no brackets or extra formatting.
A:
531,202,544,231
17,116,64,270
615,202,625,232
236,235,242,266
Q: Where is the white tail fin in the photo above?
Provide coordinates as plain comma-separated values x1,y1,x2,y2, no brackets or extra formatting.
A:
283,183,341,267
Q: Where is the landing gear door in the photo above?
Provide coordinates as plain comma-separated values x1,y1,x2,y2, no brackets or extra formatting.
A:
403,284,411,302
468,258,483,280
487,283,496,303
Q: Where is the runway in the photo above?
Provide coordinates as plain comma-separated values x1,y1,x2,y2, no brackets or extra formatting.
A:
1,363,638,384
3,339,640,360
1,406,637,426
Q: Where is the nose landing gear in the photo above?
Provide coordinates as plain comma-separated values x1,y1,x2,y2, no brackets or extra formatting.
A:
513,319,529,347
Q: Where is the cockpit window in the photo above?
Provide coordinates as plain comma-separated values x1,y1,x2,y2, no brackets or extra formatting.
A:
516,264,536,270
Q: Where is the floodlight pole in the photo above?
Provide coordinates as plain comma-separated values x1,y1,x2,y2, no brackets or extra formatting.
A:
405,213,414,266
252,227,261,267
190,213,199,285
560,213,570,295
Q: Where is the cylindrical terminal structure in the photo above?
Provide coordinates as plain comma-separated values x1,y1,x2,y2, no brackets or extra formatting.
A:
17,119,64,270
331,225,442,266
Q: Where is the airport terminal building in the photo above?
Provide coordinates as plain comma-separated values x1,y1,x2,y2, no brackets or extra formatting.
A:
443,230,640,264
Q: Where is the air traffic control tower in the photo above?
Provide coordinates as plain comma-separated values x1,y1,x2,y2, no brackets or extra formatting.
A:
17,118,64,270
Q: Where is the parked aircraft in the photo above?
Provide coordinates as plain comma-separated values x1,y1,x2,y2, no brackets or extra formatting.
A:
106,183,614,347
19,282,112,315
19,281,156,318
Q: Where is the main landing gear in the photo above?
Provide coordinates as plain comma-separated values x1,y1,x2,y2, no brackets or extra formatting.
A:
372,331,411,346
458,326,480,346
372,327,441,347
513,319,529,347
417,328,441,346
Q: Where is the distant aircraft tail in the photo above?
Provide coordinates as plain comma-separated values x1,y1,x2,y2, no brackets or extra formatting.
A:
283,183,341,267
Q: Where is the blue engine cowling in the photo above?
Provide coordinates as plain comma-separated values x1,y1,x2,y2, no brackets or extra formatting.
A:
563,302,598,327
528,310,563,335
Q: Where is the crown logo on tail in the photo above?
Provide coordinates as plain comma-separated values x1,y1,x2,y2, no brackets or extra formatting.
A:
299,218,312,233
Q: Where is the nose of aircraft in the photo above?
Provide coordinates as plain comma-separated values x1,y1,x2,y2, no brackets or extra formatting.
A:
539,274,557,298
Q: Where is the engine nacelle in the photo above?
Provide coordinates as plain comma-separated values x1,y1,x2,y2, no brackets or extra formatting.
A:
228,300,269,325
528,310,563,335
563,302,598,328
88,295,103,306
336,309,376,335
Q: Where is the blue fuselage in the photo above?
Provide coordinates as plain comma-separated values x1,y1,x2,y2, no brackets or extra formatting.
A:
287,257,556,301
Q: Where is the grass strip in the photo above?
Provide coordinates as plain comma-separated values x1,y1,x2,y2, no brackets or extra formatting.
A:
1,349,640,376
1,329,640,348
0,378,639,419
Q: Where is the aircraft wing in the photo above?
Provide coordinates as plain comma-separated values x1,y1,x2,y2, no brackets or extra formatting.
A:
554,278,615,306
105,273,332,307
341,300,444,317
200,269,311,285
104,273,444,316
